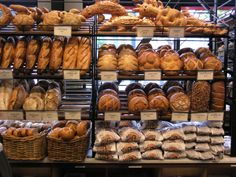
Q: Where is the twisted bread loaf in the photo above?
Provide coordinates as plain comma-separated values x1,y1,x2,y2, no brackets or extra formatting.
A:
14,37,27,69
26,38,40,70
38,37,52,72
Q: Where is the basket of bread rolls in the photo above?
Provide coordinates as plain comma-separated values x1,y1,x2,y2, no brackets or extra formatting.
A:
47,120,91,162
1,125,47,160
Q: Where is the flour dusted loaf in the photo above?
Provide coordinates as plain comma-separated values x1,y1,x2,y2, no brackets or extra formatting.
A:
45,88,61,110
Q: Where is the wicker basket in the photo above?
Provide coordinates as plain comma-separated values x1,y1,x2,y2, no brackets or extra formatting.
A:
47,128,91,162
2,132,46,160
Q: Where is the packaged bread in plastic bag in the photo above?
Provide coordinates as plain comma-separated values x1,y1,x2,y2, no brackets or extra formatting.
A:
207,121,223,128
142,129,163,141
196,136,210,143
211,136,224,145
197,126,210,135
95,129,120,146
95,153,118,161
200,151,215,160
162,128,185,140
184,133,197,142
195,143,210,152
211,128,224,136
93,143,117,154
186,150,201,160
186,142,197,149
164,151,186,159
119,127,145,143
140,141,162,152
162,140,185,152
117,142,139,155
182,125,197,134
140,120,159,129
119,151,142,161
142,149,164,160
211,145,224,155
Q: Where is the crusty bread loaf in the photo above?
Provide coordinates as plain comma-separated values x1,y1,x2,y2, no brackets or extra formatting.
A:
23,95,44,110
14,37,26,69
170,92,190,112
184,57,203,75
97,54,117,70
211,81,225,111
128,89,147,102
148,88,165,102
148,95,169,113
63,37,78,69
38,37,52,72
0,80,13,110
98,94,121,112
44,88,61,110
128,96,148,113
1,37,15,68
26,38,40,70
203,57,222,71
49,37,64,71
8,85,28,110
138,49,161,70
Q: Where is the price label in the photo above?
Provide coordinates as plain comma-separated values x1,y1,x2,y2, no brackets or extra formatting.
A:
208,112,224,121
191,113,208,121
171,112,188,121
54,26,72,37
144,71,161,80
0,69,13,79
101,71,117,81
65,111,81,120
42,111,58,121
197,70,214,80
169,27,185,38
128,166,142,168
141,111,157,121
137,27,155,37
26,111,42,121
64,70,80,80
0,111,23,120
105,112,121,121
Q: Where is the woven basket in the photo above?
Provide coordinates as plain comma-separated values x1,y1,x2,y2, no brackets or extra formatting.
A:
2,132,46,160
47,128,91,162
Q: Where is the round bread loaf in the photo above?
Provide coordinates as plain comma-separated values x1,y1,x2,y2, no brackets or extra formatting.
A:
178,48,194,55
125,83,143,94
199,52,215,62
203,57,222,71
66,120,78,132
162,81,183,93
138,49,161,71
128,97,148,113
98,94,121,112
49,127,62,139
144,82,161,94
118,54,138,74
97,54,118,70
59,127,75,141
195,47,211,58
180,52,196,61
170,92,190,112
77,121,89,137
98,89,119,99
30,85,46,99
149,95,169,112
184,57,203,75
148,88,165,102
128,89,147,102
166,86,184,99
98,82,119,93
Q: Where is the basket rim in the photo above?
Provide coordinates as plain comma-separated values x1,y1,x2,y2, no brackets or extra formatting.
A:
2,131,46,141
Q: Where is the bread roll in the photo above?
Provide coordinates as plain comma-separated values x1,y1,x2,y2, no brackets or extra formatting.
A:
59,127,75,141
149,95,169,112
50,37,64,70
26,38,40,70
66,120,78,132
98,94,121,112
203,57,222,71
138,49,161,70
77,37,91,75
1,37,15,68
128,97,148,113
14,37,26,69
184,57,203,75
38,37,52,72
63,37,78,69
23,95,44,110
8,85,27,110
0,80,12,110
44,88,61,110
170,92,190,112
49,127,62,139
77,121,89,136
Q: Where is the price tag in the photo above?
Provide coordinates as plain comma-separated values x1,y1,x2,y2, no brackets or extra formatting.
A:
0,69,13,79
42,111,58,121
208,112,224,121
128,166,142,168
144,71,161,80
141,111,157,121
0,111,23,120
65,111,81,120
137,27,155,37
171,112,188,121
64,70,80,80
169,27,185,38
54,26,72,37
197,70,214,80
105,112,121,121
191,113,208,121
26,111,42,121
101,71,117,81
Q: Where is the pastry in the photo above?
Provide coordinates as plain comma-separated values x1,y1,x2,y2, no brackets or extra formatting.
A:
170,92,190,112
50,37,64,71
77,37,91,75
0,3,13,28
203,57,222,71
0,80,13,110
38,37,52,72
14,37,27,69
8,85,28,110
125,83,143,94
26,38,40,70
98,82,119,93
184,57,203,75
166,86,184,99
128,89,147,102
98,94,121,112
23,95,44,110
128,97,148,113
44,88,61,110
144,82,161,94
148,88,165,102
63,37,78,69
1,37,15,69
138,49,161,70
149,95,169,112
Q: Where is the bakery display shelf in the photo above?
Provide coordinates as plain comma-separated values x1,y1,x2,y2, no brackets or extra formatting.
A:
96,70,225,81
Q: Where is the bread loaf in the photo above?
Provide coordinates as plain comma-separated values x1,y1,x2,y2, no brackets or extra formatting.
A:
30,85,46,99
128,89,147,102
97,53,117,70
148,88,165,102
149,95,169,113
144,82,161,94
203,57,222,71
44,88,61,110
98,89,118,99
1,37,15,68
8,85,28,110
118,54,138,74
125,83,143,94
0,80,13,110
98,82,119,93
170,92,190,112
138,49,161,70
14,37,26,69
166,86,184,99
38,37,52,72
23,95,44,110
50,37,64,70
128,97,148,113
0,38,5,61
77,37,91,75
184,57,203,75
98,94,121,112
63,37,78,69
211,81,225,111
26,38,40,70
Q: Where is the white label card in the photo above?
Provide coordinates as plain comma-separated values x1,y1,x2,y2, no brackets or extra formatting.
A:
101,71,117,81
169,27,185,38
171,112,188,121
137,27,155,37
208,112,224,121
144,71,161,80
42,111,58,121
191,113,208,121
0,69,13,79
26,111,42,121
104,112,121,121
65,111,81,120
54,26,72,37
128,166,142,168
64,70,80,80
0,111,23,120
141,111,157,121
197,70,214,80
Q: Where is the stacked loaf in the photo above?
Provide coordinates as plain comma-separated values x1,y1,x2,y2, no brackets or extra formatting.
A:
211,81,225,111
